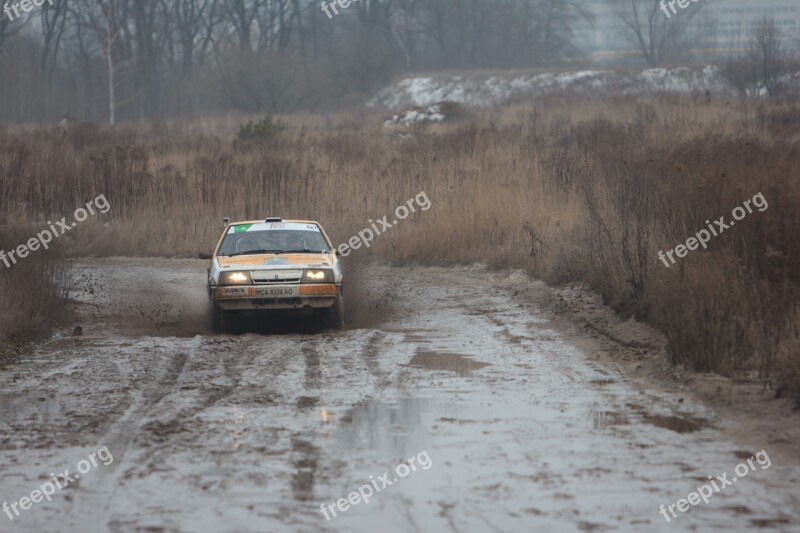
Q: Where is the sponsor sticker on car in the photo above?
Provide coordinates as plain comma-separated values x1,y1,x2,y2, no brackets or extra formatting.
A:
218,287,254,298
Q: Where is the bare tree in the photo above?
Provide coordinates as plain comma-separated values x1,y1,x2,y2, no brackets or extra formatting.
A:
253,0,293,52
531,0,594,61
39,0,68,71
0,0,606,121
0,8,29,50
606,0,706,66
168,0,207,75
749,18,787,97
131,0,168,119
104,2,122,124
222,0,267,56
77,0,134,125
389,0,419,68
722,18,796,99
35,1,68,116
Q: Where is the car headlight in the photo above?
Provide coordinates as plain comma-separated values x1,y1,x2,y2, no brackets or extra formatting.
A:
220,271,252,285
303,269,333,283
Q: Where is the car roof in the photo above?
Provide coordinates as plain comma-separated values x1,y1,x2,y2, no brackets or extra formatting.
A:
228,219,321,226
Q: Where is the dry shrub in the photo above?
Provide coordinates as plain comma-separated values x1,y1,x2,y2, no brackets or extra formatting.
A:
545,112,799,391
759,106,800,139
0,226,68,355
777,308,800,405
647,256,771,374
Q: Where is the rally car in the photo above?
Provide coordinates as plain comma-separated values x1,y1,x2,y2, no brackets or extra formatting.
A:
206,217,343,331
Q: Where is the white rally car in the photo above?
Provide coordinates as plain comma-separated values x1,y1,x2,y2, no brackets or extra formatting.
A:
206,217,343,331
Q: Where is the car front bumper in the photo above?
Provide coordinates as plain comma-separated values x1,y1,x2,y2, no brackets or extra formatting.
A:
211,284,340,311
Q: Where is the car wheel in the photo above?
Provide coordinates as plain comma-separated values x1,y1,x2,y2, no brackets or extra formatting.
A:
324,295,344,330
210,301,227,333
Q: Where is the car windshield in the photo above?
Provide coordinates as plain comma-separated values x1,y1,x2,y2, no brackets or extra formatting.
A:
218,223,331,256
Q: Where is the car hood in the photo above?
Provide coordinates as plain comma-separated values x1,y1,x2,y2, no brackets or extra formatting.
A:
217,253,334,271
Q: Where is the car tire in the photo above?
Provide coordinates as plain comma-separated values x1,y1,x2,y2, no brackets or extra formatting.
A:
324,295,344,330
210,301,227,333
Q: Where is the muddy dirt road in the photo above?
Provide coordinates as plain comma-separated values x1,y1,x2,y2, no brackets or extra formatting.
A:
0,259,798,532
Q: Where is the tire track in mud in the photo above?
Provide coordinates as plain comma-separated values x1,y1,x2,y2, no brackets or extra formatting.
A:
98,334,318,527
485,314,531,346
225,336,300,409
103,343,192,462
133,340,246,448
289,331,398,508
80,340,197,524
302,342,322,391
98,337,266,481
293,337,336,504
138,334,300,446
359,331,392,390
290,434,320,502
225,335,329,507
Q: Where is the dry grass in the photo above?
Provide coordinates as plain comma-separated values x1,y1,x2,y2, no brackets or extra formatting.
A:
0,226,68,356
1,94,798,399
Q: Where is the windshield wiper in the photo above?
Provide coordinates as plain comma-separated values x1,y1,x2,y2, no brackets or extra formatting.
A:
284,249,327,254
226,249,284,257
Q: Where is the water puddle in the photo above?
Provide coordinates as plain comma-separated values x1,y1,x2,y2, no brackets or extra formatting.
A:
750,518,791,528
0,392,64,424
44,335,114,349
408,351,490,375
589,405,708,435
404,334,434,343
641,414,708,434
331,398,428,456
732,450,755,459
590,409,628,430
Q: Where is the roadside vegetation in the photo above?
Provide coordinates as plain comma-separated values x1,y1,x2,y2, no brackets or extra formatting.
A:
0,226,67,360
0,94,798,399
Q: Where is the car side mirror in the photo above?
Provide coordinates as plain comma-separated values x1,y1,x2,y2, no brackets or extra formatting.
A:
199,251,213,260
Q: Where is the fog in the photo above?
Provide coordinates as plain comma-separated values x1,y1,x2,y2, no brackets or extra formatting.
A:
0,0,796,123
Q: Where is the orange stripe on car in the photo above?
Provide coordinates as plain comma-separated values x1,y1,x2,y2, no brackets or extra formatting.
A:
299,285,338,296
217,255,333,268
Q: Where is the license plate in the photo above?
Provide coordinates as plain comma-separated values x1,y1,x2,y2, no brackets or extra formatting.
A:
255,286,299,298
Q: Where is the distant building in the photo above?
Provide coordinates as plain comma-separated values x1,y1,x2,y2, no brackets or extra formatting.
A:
576,0,800,62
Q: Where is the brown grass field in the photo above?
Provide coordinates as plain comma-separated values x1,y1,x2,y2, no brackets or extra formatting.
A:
1,94,798,398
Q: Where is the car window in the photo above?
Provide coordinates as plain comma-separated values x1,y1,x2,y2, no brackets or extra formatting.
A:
218,226,330,256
